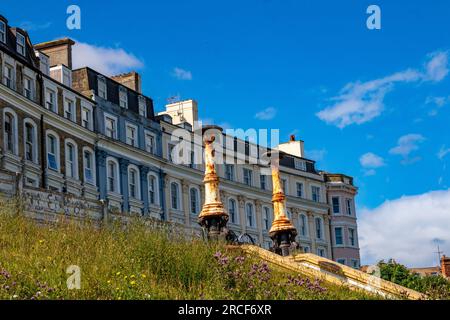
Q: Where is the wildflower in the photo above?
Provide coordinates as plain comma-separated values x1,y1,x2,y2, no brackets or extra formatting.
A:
116,272,121,276
141,274,147,279
130,275,135,278
39,239,45,244
130,281,136,286
107,280,111,284
124,276,128,280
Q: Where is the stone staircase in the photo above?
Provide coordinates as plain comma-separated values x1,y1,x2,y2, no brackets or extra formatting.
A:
238,244,426,300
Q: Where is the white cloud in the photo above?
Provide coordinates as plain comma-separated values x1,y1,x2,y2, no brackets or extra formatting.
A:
172,67,192,80
254,107,277,120
72,42,144,76
19,21,52,31
423,51,449,82
437,145,450,160
360,152,385,176
359,189,450,267
389,134,425,164
360,152,385,168
316,51,449,128
305,149,327,162
426,95,450,116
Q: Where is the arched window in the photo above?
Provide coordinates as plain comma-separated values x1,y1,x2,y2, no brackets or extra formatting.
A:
24,119,37,163
128,165,141,200
46,131,60,171
299,214,308,237
148,173,159,206
263,207,271,231
106,158,120,193
83,148,95,185
315,217,323,239
65,140,78,179
228,198,237,224
190,188,199,215
3,110,18,155
246,203,254,227
170,182,180,210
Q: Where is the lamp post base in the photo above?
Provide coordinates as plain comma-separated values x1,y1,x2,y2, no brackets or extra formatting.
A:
199,214,229,242
270,229,297,257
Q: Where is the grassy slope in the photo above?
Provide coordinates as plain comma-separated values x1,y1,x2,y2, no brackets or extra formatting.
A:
0,202,377,300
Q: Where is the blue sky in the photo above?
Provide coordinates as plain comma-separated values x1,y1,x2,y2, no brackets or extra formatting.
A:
1,0,450,266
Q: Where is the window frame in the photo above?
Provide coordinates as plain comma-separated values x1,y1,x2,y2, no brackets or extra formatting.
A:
65,140,78,179
16,32,26,56
106,157,120,193
119,86,128,108
138,95,147,117
225,164,235,181
260,174,267,190
296,182,303,198
228,198,238,224
245,202,254,228
148,173,159,206
349,228,356,247
332,196,340,214
97,75,107,99
144,131,155,154
243,168,253,186
45,88,56,113
0,20,5,43
46,131,60,172
334,227,344,246
83,147,95,185
170,182,181,210
311,185,321,202
24,120,37,163
189,187,200,215
346,198,353,215
263,206,271,231
104,114,118,139
64,98,75,122
128,166,140,200
299,214,308,237
125,122,138,147
3,64,14,88
315,217,323,240
23,76,33,99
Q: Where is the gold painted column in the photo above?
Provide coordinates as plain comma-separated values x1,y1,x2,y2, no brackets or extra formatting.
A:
267,151,297,256
198,134,229,240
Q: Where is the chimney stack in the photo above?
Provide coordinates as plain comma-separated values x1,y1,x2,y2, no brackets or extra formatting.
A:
34,38,75,69
111,71,142,93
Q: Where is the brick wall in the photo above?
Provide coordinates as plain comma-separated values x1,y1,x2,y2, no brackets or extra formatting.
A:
441,255,450,278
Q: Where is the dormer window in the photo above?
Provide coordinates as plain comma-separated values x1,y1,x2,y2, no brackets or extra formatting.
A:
138,95,147,117
294,159,306,171
0,21,5,43
16,32,26,56
119,86,128,108
97,75,107,99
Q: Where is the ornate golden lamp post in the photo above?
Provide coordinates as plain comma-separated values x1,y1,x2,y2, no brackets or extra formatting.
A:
198,127,229,240
267,151,297,256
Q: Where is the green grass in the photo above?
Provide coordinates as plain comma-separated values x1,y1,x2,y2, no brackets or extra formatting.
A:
0,200,377,300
